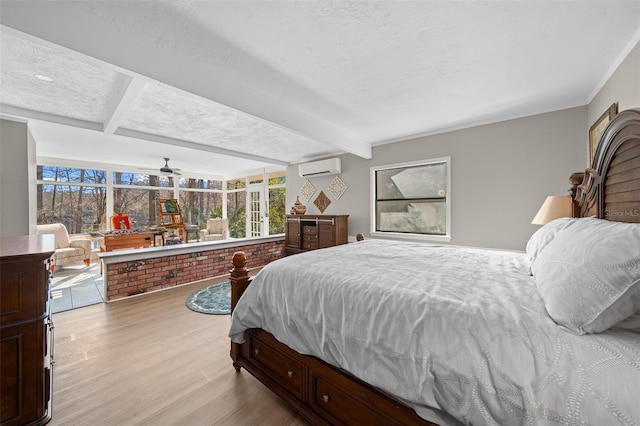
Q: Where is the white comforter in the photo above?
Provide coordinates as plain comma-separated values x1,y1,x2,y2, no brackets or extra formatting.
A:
229,239,640,425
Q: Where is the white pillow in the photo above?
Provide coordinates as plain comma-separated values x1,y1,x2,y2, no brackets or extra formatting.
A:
611,312,640,333
531,217,640,334
526,217,576,272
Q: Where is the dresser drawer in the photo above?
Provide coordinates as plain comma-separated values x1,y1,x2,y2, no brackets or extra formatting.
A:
309,360,421,425
302,225,317,236
311,376,390,425
247,333,304,400
302,231,317,250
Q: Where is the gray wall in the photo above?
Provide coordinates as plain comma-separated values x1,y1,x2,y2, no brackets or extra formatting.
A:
588,40,639,129
0,119,35,236
287,107,587,251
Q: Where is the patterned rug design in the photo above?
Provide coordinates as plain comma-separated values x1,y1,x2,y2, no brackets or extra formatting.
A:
185,281,231,315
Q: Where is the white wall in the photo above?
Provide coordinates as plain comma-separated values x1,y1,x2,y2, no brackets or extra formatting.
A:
0,118,34,236
287,107,587,251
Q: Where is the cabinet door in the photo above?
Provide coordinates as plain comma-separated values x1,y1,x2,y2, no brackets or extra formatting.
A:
285,219,301,249
1,321,46,425
317,221,335,249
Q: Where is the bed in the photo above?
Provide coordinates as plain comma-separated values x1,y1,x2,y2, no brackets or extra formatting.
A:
228,109,640,425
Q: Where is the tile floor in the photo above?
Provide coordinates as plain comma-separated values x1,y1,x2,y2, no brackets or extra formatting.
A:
50,263,104,313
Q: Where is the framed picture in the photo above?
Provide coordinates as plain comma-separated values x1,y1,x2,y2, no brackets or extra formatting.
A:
111,214,130,230
589,103,618,165
161,215,173,225
160,199,179,213
172,214,183,224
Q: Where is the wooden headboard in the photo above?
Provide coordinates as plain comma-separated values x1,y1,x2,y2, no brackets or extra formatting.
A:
574,109,640,223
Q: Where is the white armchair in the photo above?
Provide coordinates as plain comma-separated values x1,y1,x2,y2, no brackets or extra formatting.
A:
199,218,230,241
36,223,92,272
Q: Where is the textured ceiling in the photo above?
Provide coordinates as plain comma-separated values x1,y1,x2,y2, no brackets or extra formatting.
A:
1,1,639,178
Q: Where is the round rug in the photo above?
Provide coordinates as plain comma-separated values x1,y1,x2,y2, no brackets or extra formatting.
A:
185,281,231,315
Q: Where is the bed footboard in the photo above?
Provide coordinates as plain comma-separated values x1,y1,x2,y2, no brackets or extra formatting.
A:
229,250,437,426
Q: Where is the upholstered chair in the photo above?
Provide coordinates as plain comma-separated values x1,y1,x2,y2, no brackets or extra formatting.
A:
199,218,230,241
36,223,92,272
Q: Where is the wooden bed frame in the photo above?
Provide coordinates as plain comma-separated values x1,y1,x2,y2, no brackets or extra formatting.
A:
229,109,640,425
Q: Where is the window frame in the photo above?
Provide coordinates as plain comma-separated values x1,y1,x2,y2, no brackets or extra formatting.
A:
370,157,451,243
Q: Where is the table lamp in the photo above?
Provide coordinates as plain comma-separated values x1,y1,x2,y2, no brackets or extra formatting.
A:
531,196,573,225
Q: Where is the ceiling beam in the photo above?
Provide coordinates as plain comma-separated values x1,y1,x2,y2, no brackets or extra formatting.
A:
103,77,147,134
0,104,103,131
114,128,290,166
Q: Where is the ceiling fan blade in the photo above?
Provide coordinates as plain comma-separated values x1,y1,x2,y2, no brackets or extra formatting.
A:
136,158,182,176
136,168,179,176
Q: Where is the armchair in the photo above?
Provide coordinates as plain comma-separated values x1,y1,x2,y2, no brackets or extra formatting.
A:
36,223,92,272
199,218,229,241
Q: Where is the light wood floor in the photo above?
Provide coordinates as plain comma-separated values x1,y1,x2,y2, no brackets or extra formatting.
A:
49,275,309,426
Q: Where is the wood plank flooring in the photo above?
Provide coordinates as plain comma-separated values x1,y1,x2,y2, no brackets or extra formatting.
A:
49,276,309,426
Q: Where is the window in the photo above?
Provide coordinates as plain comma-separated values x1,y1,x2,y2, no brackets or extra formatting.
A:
371,157,451,242
178,177,223,227
37,165,107,233
267,170,286,235
113,171,174,228
38,161,286,239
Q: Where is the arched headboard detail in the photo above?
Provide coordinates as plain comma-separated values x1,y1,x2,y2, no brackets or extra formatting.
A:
575,109,640,222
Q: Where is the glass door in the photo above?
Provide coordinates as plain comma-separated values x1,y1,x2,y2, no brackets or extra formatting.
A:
247,187,265,237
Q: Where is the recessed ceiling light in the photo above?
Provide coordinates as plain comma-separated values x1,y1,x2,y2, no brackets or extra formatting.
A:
34,74,53,82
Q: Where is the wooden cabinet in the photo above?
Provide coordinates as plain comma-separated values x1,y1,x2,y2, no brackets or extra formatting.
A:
1,235,55,426
285,215,348,256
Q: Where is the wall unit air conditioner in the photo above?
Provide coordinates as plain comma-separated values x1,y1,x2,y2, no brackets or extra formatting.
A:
298,158,341,177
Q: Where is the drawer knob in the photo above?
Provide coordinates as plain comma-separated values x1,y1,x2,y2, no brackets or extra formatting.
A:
254,348,260,355
287,370,294,378
323,394,330,403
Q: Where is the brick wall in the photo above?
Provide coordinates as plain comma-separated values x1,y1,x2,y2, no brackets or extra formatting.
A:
104,240,285,301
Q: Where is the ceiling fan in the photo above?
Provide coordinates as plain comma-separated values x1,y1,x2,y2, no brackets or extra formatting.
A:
139,158,182,176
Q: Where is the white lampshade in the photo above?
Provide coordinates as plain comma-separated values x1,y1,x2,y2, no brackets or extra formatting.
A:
531,196,573,225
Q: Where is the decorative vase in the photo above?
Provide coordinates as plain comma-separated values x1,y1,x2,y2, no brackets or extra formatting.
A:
291,196,307,214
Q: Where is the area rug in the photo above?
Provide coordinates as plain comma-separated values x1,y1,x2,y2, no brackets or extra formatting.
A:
185,281,231,315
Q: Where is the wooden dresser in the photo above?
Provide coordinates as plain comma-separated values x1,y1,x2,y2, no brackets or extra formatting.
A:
285,215,348,256
1,235,55,426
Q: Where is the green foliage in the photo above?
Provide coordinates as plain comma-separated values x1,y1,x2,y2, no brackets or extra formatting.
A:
268,187,286,234
228,204,246,238
209,205,223,219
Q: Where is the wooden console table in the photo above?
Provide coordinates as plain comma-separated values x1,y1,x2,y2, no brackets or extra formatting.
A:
99,233,154,274
102,232,154,252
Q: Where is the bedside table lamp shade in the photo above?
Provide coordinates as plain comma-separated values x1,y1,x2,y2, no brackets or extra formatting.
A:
531,196,573,225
